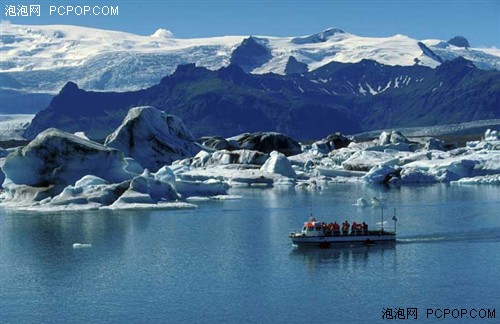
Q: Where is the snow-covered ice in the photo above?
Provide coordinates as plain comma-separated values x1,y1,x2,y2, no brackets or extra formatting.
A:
3,23,499,93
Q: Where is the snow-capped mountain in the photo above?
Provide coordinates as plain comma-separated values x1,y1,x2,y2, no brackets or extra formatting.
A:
1,23,499,94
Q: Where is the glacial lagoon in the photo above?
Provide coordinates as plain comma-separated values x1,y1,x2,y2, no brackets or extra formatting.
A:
1,184,499,323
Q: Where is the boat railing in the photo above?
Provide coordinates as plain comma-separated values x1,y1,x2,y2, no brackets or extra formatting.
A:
376,224,396,233
288,230,304,237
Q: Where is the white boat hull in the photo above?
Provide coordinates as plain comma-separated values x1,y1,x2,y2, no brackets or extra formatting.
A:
290,232,396,247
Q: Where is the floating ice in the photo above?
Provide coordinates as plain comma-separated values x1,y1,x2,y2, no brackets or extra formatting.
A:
73,243,92,249
355,198,368,207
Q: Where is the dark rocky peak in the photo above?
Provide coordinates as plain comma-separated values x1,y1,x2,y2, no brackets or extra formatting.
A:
243,35,268,47
448,36,470,48
291,27,345,44
335,59,382,75
436,57,477,81
50,81,85,107
173,63,210,76
161,63,211,84
358,59,381,67
308,60,352,78
230,36,271,72
438,56,476,71
284,56,308,75
59,81,80,95
217,63,248,83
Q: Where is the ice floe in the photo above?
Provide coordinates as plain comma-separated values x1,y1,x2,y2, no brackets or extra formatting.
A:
451,174,500,185
73,243,92,249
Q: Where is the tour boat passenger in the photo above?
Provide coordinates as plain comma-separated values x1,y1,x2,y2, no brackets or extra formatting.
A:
352,221,358,235
332,221,340,236
342,221,350,235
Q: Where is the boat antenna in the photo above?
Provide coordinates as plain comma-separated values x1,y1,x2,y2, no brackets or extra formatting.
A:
381,206,384,232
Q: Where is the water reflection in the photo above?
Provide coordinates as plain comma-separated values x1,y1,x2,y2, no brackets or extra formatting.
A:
289,243,396,272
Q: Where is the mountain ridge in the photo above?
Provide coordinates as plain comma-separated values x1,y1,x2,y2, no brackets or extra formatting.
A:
24,57,500,141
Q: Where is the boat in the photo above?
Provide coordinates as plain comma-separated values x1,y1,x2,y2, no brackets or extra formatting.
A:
289,211,397,248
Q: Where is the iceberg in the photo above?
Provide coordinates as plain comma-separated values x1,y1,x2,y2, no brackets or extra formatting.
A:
175,179,229,198
197,136,232,150
127,169,178,202
124,157,144,175
2,128,133,201
484,129,499,141
312,132,351,154
378,130,409,146
107,170,186,209
154,166,176,185
316,166,365,178
3,120,499,212
362,164,399,184
342,150,400,171
206,149,269,166
179,165,274,187
50,175,129,207
105,106,201,172
260,151,297,179
227,132,301,156
401,157,478,183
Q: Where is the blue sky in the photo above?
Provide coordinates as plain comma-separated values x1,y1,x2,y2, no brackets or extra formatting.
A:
3,0,500,47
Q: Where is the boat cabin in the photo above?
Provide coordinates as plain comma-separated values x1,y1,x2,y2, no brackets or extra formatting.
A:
301,221,324,237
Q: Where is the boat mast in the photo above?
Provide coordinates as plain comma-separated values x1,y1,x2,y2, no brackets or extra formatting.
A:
381,206,384,232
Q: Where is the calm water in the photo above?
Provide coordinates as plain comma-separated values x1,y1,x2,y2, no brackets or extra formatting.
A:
1,184,499,323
